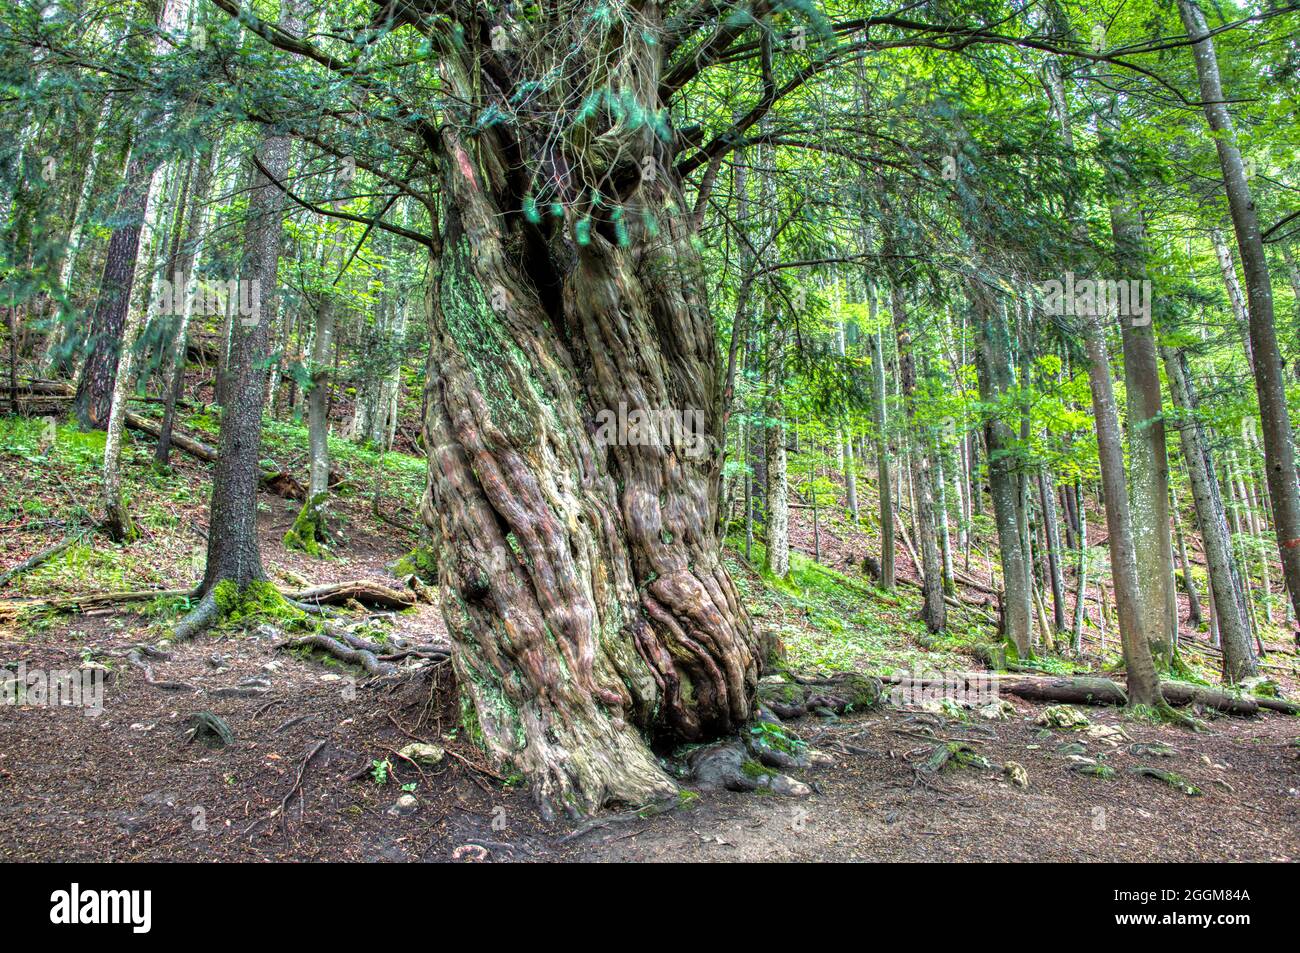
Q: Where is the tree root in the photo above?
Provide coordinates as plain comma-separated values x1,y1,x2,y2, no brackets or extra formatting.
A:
757,672,884,720
0,578,418,624
1148,700,1203,729
125,646,196,691
277,630,397,677
284,599,340,618
172,592,220,641
1130,765,1202,796
279,739,328,828
687,739,813,797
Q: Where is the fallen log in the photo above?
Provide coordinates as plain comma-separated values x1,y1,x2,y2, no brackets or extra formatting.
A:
186,334,222,365
122,410,216,461
895,575,997,624
758,672,884,719
953,569,1001,597
0,578,419,620
880,672,1300,716
0,527,90,589
16,379,308,499
289,580,415,610
123,411,306,499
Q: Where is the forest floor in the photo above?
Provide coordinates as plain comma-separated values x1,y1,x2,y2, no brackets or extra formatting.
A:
1,414,1298,862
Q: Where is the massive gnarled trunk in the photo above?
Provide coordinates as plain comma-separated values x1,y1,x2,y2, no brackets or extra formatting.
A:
418,124,758,815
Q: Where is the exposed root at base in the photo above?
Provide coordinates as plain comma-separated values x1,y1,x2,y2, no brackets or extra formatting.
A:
686,718,835,799
172,592,220,641
125,645,196,691
278,629,397,677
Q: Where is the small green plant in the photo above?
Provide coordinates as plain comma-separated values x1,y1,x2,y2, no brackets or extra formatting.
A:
749,720,807,755
371,759,391,785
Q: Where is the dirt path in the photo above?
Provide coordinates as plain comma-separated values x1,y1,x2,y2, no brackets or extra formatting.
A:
568,706,1299,862
3,483,1297,862
3,609,1296,862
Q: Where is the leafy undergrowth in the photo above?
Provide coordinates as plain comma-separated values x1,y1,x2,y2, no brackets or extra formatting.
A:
184,409,425,503
725,540,980,677
0,411,429,626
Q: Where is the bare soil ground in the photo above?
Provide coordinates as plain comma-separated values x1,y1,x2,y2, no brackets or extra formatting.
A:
2,427,1298,863
3,602,1297,862
3,488,1297,862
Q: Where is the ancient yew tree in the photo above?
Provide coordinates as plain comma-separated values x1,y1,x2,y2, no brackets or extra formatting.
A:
413,8,772,815
211,1,881,813
14,0,1297,826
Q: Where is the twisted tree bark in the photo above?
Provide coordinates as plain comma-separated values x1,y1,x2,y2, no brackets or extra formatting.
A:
417,123,758,815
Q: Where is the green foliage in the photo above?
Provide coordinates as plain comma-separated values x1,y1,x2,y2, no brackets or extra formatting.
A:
392,546,437,582
211,581,302,628
283,493,329,557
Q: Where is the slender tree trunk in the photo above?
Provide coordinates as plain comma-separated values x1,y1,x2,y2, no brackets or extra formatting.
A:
379,300,408,451
308,295,338,504
1280,242,1300,376
69,0,187,414
287,191,348,553
888,278,945,631
810,457,821,563
103,154,175,539
867,285,894,589
972,285,1031,656
743,414,753,562
1178,0,1300,625
214,292,235,407
178,0,298,635
1084,321,1164,706
42,97,115,373
1112,202,1178,668
157,144,218,467
1172,490,1203,628
193,149,288,590
73,150,158,429
1060,482,1077,552
1038,469,1067,632
937,450,956,595
764,310,789,579
1212,226,1253,365
289,288,336,549
1071,478,1088,653
837,319,859,522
